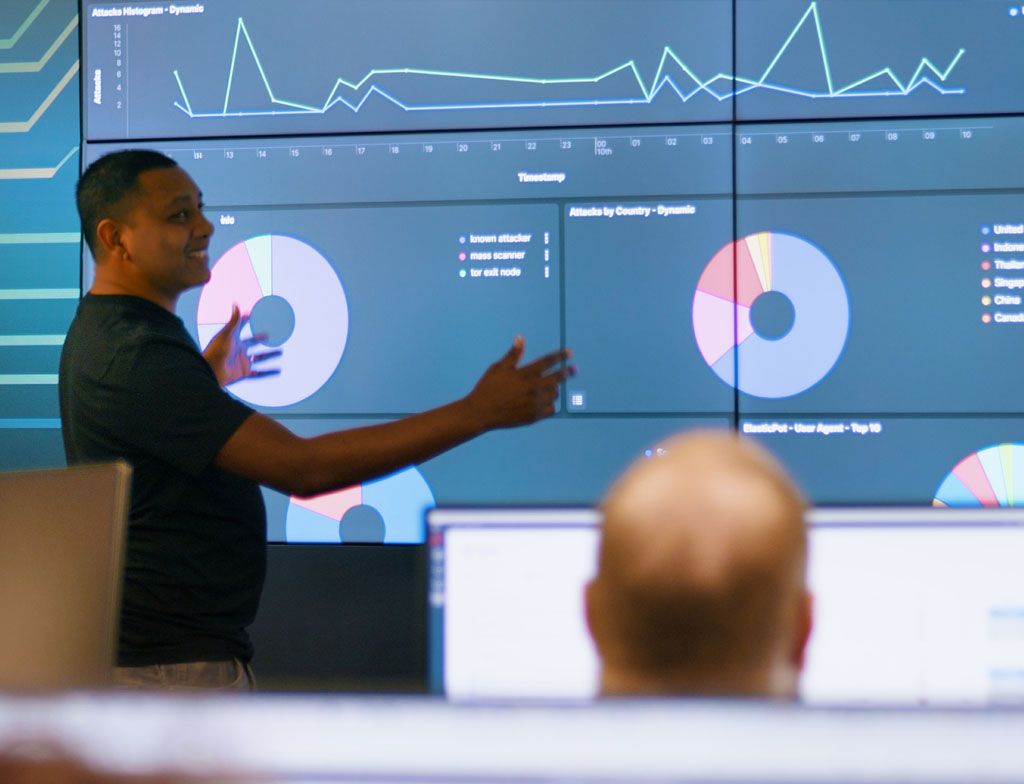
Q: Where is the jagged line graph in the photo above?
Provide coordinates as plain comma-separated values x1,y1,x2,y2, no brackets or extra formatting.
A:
172,1,966,120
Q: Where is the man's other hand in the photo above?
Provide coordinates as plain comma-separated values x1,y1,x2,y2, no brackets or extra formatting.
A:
464,336,574,429
202,304,281,387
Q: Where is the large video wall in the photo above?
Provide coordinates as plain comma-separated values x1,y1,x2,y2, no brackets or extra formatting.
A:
75,0,1024,542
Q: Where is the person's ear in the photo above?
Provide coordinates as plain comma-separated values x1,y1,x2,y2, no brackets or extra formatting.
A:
792,588,813,671
95,218,125,260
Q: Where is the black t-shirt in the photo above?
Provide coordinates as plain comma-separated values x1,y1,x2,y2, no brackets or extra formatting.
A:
59,293,266,666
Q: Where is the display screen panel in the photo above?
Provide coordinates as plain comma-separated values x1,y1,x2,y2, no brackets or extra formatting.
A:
83,123,733,543
735,0,1024,121
83,0,733,139
79,0,1024,542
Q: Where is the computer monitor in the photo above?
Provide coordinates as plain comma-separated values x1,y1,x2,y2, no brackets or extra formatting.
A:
428,506,1024,704
427,508,601,700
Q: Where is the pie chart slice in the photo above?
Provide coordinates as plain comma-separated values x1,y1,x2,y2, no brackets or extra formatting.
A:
933,473,979,508
693,232,849,399
285,467,435,544
197,234,349,408
196,240,267,349
934,444,1024,507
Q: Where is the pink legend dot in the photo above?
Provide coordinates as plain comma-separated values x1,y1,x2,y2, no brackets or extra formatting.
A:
982,261,992,270
982,278,992,288
459,252,467,261
982,313,992,324
982,244,991,253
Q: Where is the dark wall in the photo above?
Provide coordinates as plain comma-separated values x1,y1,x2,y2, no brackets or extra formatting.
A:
250,544,428,691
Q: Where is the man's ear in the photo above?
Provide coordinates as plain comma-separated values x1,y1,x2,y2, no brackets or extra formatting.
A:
792,588,813,671
95,218,124,260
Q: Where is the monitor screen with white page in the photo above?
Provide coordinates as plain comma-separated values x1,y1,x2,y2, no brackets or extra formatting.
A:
427,507,1024,704
428,508,601,700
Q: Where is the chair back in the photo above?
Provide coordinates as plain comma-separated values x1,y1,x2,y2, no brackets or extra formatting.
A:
0,462,131,689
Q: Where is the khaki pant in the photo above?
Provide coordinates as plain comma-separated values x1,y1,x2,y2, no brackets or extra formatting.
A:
113,658,255,691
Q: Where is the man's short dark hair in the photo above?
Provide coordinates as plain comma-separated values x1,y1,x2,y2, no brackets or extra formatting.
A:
76,150,178,256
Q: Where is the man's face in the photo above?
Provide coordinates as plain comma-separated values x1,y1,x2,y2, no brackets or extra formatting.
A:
117,166,214,297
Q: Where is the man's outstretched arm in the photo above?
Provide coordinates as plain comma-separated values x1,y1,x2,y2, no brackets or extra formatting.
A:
214,337,572,497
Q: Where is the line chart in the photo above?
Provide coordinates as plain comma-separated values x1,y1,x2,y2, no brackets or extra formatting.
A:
171,2,966,121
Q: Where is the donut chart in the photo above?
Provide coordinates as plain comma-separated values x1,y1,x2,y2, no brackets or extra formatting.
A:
693,232,849,399
197,235,348,407
934,444,1024,508
285,467,435,544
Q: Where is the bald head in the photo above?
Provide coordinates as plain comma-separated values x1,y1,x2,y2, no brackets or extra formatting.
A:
586,430,811,698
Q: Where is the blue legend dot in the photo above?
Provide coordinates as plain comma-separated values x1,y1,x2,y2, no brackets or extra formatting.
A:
982,226,991,235
459,269,467,278
459,236,466,244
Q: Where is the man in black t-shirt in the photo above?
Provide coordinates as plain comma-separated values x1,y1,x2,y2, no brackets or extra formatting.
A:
61,150,572,689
